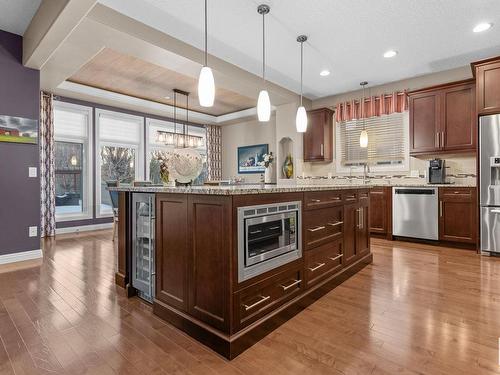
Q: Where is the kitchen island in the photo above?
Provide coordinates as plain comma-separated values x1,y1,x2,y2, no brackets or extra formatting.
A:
111,184,372,359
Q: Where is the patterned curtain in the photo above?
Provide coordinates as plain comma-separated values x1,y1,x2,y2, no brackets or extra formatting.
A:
40,92,56,237
335,90,408,122
206,125,222,181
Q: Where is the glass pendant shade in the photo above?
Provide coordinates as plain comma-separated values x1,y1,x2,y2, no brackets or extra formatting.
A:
198,66,215,107
296,106,308,132
359,129,368,148
257,90,271,122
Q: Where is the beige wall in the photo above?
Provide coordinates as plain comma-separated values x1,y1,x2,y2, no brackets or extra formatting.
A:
221,116,276,182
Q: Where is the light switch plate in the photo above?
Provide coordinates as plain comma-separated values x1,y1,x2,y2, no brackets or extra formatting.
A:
29,226,38,237
29,167,37,178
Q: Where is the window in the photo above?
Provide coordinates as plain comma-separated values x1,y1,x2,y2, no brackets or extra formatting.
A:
96,109,144,216
54,102,92,221
335,112,409,172
146,118,208,185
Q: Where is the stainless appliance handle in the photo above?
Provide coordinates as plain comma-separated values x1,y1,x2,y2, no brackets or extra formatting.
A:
268,226,281,230
491,209,500,213
327,221,343,227
308,262,326,272
329,254,343,261
308,226,326,232
249,230,262,234
243,295,271,311
280,279,301,291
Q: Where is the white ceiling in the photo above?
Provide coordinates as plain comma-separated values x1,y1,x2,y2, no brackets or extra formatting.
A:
99,0,500,100
0,0,41,36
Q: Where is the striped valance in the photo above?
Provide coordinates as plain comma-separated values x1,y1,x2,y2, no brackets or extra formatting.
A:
335,90,408,122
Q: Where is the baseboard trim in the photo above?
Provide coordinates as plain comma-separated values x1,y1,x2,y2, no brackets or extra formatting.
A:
56,223,113,235
0,249,43,266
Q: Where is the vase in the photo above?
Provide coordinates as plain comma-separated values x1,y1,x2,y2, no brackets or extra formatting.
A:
282,154,294,179
264,166,272,184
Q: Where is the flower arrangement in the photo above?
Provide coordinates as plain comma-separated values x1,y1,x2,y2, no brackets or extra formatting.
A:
258,152,274,169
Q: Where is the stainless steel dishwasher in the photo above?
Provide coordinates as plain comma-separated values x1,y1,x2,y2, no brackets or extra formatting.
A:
392,187,439,240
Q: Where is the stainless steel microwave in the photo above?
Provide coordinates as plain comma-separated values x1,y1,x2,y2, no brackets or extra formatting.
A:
237,201,302,282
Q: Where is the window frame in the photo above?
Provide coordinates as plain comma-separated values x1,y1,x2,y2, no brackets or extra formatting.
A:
335,112,410,173
95,108,144,218
53,101,93,222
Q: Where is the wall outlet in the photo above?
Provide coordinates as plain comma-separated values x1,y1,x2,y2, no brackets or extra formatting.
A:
29,167,37,178
29,226,38,237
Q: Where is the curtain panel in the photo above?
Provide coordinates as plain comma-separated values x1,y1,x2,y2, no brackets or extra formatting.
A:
40,91,56,237
206,125,222,181
335,90,408,123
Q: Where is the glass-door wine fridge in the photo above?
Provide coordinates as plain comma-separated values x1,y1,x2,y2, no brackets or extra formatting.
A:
132,193,155,302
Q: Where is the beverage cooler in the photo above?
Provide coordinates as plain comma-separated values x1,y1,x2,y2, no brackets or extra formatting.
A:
132,193,155,302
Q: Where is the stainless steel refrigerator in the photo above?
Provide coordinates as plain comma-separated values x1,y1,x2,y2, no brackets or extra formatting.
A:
480,114,500,254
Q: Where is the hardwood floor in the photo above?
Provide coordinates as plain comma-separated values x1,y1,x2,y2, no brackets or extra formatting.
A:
1,232,500,374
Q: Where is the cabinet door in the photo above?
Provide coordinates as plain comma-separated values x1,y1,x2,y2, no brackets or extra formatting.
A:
410,92,441,154
303,108,333,162
476,60,500,115
343,203,357,265
439,188,477,244
356,201,370,257
156,194,188,311
188,195,231,332
369,188,387,234
442,84,476,151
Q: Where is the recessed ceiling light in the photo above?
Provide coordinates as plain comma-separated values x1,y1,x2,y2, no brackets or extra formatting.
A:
473,23,492,33
320,70,331,76
164,96,171,100
383,50,398,58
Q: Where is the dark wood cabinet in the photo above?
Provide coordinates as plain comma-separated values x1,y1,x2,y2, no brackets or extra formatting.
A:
439,187,477,244
303,108,333,162
472,56,500,115
188,195,231,332
369,187,388,234
343,198,369,266
409,79,476,155
356,199,370,258
156,194,189,311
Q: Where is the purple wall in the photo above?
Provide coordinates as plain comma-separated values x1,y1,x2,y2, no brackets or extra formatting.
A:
0,30,40,255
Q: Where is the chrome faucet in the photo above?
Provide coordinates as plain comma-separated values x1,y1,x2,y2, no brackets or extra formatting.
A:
363,163,370,183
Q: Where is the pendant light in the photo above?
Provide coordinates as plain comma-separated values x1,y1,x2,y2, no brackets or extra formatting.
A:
198,0,215,107
359,81,368,148
257,4,271,122
296,35,308,132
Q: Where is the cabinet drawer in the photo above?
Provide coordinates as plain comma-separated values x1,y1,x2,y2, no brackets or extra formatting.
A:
234,267,303,331
343,191,358,203
304,206,343,250
439,187,475,201
305,240,343,287
304,191,343,210
358,190,369,201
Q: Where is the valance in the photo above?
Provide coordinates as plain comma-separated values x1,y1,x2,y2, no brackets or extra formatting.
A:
335,90,408,122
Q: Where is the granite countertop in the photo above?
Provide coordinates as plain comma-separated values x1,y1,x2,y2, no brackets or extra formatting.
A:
109,181,475,195
108,184,373,195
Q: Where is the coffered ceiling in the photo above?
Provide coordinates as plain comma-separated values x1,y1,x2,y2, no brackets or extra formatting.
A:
99,0,500,99
69,48,256,116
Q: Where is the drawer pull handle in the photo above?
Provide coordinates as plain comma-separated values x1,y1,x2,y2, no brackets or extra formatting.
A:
330,196,341,201
308,226,326,232
345,195,356,199
268,226,281,230
311,199,321,203
308,263,326,272
243,295,271,311
280,279,301,291
329,254,343,261
249,230,262,234
327,221,343,227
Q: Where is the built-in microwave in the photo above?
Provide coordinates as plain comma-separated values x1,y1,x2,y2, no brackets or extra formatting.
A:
237,201,302,282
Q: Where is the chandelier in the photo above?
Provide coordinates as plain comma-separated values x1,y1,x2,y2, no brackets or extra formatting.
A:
156,89,204,148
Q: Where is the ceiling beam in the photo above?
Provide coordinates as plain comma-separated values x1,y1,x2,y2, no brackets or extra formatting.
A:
23,0,98,69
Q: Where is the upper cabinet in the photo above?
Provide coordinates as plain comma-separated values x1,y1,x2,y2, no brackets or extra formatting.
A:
409,79,476,155
471,56,500,115
303,108,334,162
